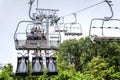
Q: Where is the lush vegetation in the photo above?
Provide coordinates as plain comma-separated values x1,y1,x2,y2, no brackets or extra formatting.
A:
0,37,120,80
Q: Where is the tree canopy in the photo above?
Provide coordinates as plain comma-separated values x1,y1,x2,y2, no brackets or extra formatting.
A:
0,37,120,80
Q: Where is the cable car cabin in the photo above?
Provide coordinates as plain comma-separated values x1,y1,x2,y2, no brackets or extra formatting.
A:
32,57,43,75
89,18,120,42
54,24,67,32
46,57,58,75
64,23,82,36
14,21,61,50
16,57,29,76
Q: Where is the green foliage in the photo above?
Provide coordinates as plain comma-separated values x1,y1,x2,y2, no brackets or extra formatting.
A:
59,39,82,70
83,56,109,79
0,72,12,80
58,37,120,79
0,36,120,79
0,64,14,80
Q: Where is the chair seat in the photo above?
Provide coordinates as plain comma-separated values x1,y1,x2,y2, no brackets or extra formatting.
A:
15,72,28,76
32,71,43,75
46,71,58,75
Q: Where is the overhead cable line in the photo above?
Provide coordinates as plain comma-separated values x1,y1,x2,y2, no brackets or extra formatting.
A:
60,0,107,18
76,1,105,13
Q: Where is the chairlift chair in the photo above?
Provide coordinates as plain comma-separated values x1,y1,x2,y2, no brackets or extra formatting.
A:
46,57,58,75
32,57,43,75
15,0,60,76
14,21,61,50
64,23,82,36
54,23,67,32
16,56,29,76
89,18,120,42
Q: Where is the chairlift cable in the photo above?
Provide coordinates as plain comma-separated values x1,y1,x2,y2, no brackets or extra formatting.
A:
75,1,105,14
60,0,105,18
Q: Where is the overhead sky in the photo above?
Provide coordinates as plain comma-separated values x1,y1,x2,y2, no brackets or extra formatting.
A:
0,0,120,71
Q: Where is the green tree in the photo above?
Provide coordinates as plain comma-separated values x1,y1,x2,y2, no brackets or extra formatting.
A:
0,64,14,80
57,36,120,79
58,39,81,70
83,56,109,80
0,36,120,80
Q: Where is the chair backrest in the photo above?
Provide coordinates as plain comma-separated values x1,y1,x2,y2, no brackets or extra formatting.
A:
32,57,43,75
16,56,29,76
46,57,58,75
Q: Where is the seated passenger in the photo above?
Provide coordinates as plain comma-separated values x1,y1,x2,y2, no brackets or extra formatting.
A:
27,31,35,40
39,33,47,40
31,27,35,33
33,27,38,40
27,26,39,40
36,27,42,38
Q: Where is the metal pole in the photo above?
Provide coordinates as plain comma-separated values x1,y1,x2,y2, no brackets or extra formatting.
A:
37,0,39,9
105,0,114,19
101,20,105,36
46,18,49,40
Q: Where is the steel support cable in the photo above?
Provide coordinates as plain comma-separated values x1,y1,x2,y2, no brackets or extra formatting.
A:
76,1,105,14
61,0,105,18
